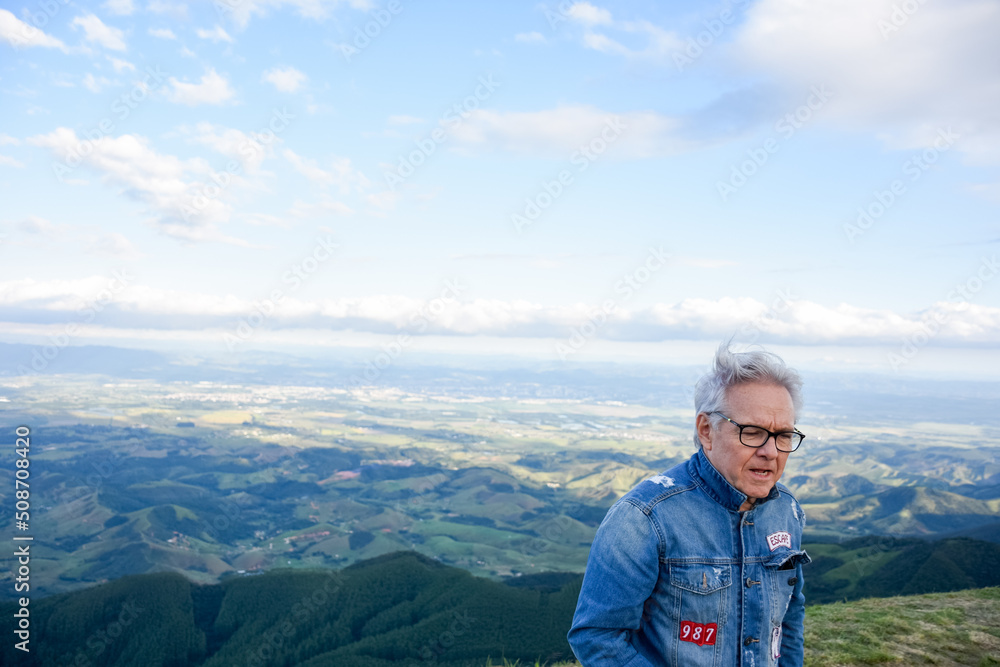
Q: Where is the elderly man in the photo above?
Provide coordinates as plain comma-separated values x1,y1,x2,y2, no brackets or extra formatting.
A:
568,343,810,666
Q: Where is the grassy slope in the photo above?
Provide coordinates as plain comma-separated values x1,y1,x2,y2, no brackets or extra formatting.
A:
515,588,1000,667
804,587,1000,666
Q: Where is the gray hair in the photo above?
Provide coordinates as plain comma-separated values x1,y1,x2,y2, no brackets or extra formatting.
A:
692,342,804,448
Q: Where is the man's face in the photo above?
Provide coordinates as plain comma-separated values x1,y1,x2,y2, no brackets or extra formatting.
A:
696,382,795,509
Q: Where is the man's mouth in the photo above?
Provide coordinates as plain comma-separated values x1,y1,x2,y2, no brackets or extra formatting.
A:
749,469,773,479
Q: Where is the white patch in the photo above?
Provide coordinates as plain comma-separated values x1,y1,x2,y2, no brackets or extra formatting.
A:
766,531,792,551
712,566,724,576
771,626,782,659
648,475,675,487
790,500,800,521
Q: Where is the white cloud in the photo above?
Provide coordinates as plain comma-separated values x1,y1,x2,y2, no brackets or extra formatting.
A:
567,2,613,25
26,128,242,243
196,26,234,43
449,105,688,158
0,155,24,168
733,0,1000,161
595,21,682,60
71,14,127,51
365,189,398,213
283,149,370,193
147,0,187,18
83,72,114,93
223,0,374,29
167,68,236,106
0,9,68,51
0,135,20,146
262,66,307,93
16,216,62,237
107,56,135,72
103,0,134,16
181,122,274,172
148,27,176,39
1,283,997,347
515,31,546,43
559,4,685,62
86,232,142,259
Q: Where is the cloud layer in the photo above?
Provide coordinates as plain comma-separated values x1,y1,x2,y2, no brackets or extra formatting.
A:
1,277,997,346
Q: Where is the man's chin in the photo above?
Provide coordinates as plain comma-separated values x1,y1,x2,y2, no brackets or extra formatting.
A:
740,481,774,500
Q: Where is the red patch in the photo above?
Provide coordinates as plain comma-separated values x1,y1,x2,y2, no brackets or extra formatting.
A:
680,621,718,646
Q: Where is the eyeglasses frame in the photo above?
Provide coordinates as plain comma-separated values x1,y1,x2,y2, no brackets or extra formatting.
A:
709,411,805,453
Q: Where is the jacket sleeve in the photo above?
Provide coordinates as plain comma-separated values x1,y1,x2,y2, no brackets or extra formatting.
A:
778,560,806,666
567,500,660,667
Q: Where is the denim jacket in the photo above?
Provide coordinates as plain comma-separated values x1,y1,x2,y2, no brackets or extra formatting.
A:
568,448,810,667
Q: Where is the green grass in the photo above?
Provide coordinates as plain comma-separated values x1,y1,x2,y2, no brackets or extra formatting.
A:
804,587,1000,666
490,588,1000,667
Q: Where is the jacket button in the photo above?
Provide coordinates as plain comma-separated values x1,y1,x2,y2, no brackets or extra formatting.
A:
788,577,798,586
744,636,758,646
745,578,760,587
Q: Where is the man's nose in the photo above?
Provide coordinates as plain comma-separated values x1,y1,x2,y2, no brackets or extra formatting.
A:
756,436,779,457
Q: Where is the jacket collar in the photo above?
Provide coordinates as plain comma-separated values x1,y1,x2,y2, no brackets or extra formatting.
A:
690,447,780,512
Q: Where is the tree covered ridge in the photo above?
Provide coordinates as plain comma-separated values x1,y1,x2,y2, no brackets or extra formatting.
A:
2,551,580,667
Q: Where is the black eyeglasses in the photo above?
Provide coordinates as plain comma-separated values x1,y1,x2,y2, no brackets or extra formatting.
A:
710,412,805,453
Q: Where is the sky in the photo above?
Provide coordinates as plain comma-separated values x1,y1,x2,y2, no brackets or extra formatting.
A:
1,0,998,379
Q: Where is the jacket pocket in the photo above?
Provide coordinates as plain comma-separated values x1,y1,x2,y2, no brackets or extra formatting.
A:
669,562,732,594
667,563,731,666
764,550,809,622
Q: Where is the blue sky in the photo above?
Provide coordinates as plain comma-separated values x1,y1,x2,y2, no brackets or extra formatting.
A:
1,0,998,378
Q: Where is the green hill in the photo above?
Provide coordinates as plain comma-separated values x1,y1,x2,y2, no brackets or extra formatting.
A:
0,551,579,667
802,537,1000,604
4,549,999,667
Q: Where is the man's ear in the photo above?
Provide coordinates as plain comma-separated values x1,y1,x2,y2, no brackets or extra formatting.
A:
696,412,714,451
